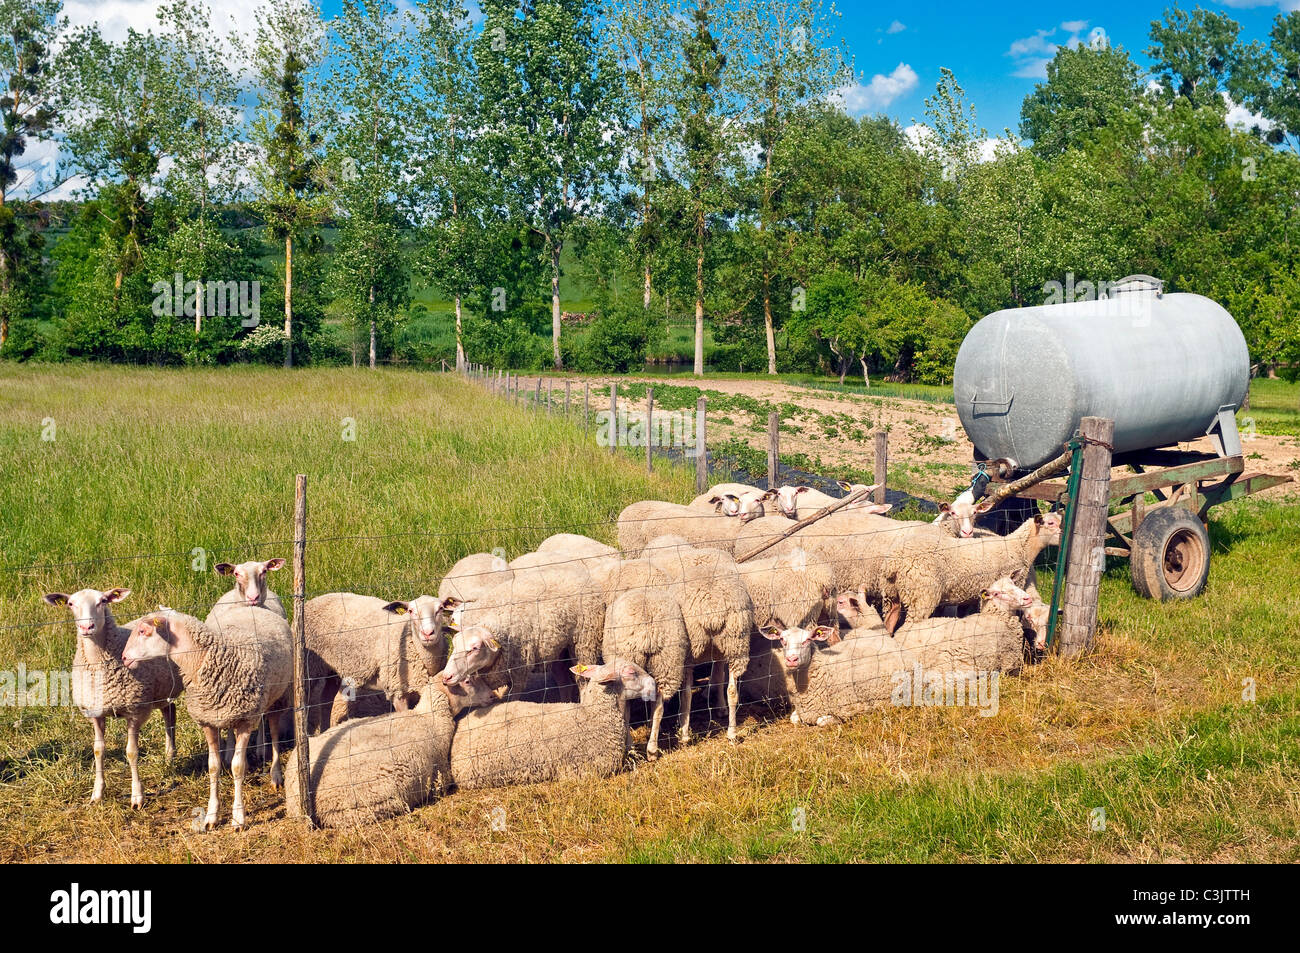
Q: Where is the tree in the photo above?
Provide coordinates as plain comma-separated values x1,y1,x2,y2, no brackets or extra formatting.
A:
0,0,62,353
1240,12,1300,152
325,0,414,368
475,0,624,369
156,0,242,338
1146,5,1246,110
1020,41,1142,158
732,0,845,373
246,0,327,367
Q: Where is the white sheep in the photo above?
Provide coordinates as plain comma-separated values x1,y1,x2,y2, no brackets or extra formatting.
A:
835,588,884,633
770,482,887,520
599,562,692,758
122,605,292,829
879,512,1063,634
643,535,756,743
689,482,765,510
535,533,618,560
449,659,657,790
303,592,458,731
438,552,513,604
283,678,486,828
736,547,837,633
764,584,1028,726
43,588,183,808
212,558,286,617
616,500,747,556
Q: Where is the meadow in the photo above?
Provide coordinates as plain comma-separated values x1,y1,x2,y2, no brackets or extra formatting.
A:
1,364,1297,862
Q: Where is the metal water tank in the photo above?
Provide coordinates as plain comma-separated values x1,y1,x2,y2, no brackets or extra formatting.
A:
953,276,1250,469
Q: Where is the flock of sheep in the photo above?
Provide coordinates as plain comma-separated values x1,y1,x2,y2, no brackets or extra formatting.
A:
41,478,1063,830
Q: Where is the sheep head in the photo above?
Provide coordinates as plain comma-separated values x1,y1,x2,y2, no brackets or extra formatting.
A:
214,558,284,607
44,588,130,641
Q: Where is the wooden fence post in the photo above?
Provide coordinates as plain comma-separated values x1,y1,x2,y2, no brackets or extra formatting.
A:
1058,416,1115,657
291,474,314,826
535,377,542,410
873,431,888,504
584,382,590,431
695,396,708,493
609,382,617,455
767,412,779,489
565,380,571,418
646,387,655,474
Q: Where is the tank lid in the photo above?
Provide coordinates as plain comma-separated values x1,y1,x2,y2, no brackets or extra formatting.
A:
1110,274,1164,296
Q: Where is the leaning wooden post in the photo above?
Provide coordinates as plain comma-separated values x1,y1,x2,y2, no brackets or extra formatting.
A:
291,474,314,826
584,382,590,431
609,382,617,455
1058,416,1115,657
695,396,708,493
873,431,888,504
646,387,655,474
767,412,779,489
535,376,542,411
565,380,571,418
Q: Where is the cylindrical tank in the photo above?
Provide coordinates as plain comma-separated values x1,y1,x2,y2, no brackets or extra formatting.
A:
953,276,1249,469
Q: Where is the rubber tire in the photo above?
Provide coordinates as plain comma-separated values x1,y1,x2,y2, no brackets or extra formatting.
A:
1129,506,1211,601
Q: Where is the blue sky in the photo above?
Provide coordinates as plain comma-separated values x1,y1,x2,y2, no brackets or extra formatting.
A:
824,1,1296,135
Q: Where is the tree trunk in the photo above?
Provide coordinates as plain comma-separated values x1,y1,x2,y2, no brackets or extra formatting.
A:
1,245,10,349
368,284,376,370
763,276,776,375
838,357,847,385
455,294,465,372
195,278,203,334
283,235,294,368
643,265,652,310
859,356,870,387
551,244,563,370
694,250,705,377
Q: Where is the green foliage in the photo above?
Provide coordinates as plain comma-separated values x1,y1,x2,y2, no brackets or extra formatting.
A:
1020,41,1143,157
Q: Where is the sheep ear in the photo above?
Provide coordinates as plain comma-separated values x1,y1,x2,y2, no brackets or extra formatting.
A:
215,563,235,576
43,593,69,607
265,558,285,571
484,636,500,651
760,625,783,641
836,481,851,492
707,495,722,503
975,499,994,513
569,663,592,679
938,503,951,514
438,596,462,612
1033,514,1044,526
381,601,410,615
863,503,892,515
979,589,991,600
811,626,834,642
795,486,808,495
820,584,832,600
101,588,131,604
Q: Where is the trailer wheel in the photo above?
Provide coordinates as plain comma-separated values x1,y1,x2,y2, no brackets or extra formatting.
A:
1129,506,1210,600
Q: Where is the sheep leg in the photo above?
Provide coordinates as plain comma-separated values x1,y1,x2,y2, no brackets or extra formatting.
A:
726,667,740,743
267,710,284,790
647,691,665,760
707,661,725,720
230,728,251,830
201,725,221,831
126,715,144,809
88,714,106,804
678,663,693,747
328,690,350,728
161,701,176,764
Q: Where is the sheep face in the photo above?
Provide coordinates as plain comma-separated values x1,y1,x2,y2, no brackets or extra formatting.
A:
383,595,460,648
711,494,742,517
437,675,499,715
773,485,807,518
215,558,284,607
937,496,988,537
439,625,500,685
1024,603,1052,652
761,624,834,671
836,590,872,629
122,616,174,669
981,577,1033,610
572,659,658,703
44,588,131,640
1033,512,1064,546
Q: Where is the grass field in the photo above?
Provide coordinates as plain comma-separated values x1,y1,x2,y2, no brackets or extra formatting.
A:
1,364,1298,862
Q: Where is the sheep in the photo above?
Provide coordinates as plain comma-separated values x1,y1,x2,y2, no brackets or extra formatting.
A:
283,678,491,829
835,588,884,633
122,606,292,829
303,592,458,732
438,552,513,604
1019,597,1054,653
535,533,618,560
616,500,746,556
42,588,183,808
770,482,887,520
879,512,1063,635
736,547,836,634
763,584,1028,727
449,660,657,790
734,511,937,603
441,571,585,701
212,558,286,617
689,482,765,509
643,535,756,743
600,565,692,759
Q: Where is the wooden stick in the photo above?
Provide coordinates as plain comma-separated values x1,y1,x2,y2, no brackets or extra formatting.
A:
646,387,654,474
873,431,888,504
695,396,708,494
736,487,873,563
767,412,779,489
291,474,314,826
981,448,1075,508
609,382,617,455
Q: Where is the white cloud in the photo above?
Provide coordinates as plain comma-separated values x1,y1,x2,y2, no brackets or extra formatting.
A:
886,20,906,34
831,63,919,114
1223,93,1275,134
1007,21,1109,80
903,123,1008,165
1008,29,1057,59
62,0,264,45
1218,1,1300,11
1061,20,1089,33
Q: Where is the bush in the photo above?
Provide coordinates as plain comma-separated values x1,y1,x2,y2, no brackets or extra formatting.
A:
573,305,653,372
